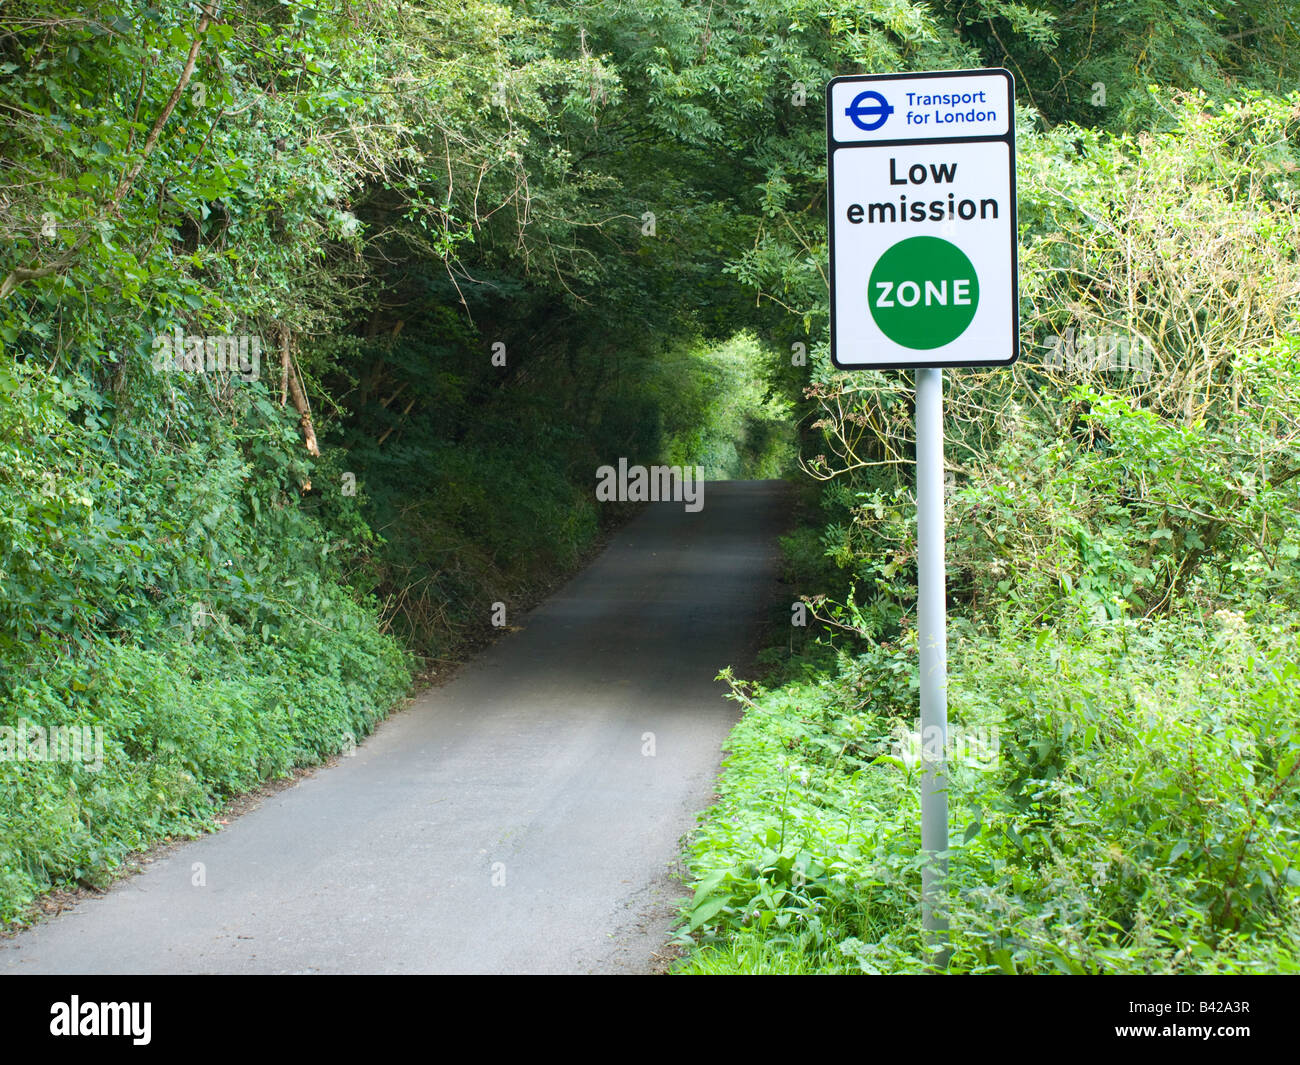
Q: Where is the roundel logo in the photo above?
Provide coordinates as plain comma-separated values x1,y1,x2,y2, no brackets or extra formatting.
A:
844,90,893,132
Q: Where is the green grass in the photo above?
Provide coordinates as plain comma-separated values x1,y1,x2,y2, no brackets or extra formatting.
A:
674,930,845,974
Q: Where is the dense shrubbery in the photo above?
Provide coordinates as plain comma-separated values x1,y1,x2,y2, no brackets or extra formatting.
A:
0,347,409,918
681,613,1300,974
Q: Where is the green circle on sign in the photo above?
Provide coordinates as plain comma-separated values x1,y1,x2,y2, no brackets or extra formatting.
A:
868,236,979,350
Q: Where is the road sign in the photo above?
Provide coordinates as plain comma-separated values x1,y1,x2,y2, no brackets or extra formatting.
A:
827,69,1017,369
825,69,1020,965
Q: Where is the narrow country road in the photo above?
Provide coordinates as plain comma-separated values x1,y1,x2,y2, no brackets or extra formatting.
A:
2,480,789,975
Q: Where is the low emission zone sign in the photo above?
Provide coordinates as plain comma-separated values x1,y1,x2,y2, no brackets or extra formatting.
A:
827,69,1018,368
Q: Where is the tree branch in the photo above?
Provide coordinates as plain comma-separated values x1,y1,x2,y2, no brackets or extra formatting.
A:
111,2,216,207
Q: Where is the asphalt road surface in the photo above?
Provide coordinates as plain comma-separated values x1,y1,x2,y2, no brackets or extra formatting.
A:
2,480,789,974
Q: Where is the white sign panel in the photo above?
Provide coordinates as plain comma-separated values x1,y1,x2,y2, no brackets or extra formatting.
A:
827,69,1018,369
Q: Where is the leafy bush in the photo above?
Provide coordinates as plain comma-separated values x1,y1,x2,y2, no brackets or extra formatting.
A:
680,611,1300,974
0,353,413,921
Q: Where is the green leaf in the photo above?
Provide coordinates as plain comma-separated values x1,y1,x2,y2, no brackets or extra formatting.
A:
691,870,729,907
689,896,728,931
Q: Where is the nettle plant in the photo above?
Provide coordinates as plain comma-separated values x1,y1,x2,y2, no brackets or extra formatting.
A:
942,618,1300,973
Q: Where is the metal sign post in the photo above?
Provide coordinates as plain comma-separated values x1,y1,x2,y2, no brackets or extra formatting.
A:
915,365,948,960
826,68,1018,964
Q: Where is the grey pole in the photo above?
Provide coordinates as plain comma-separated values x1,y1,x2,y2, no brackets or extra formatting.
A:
915,367,949,964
